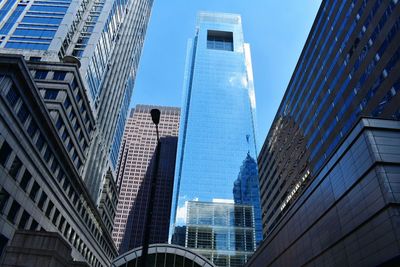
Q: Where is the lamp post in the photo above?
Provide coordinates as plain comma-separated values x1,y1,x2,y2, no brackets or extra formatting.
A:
141,109,161,266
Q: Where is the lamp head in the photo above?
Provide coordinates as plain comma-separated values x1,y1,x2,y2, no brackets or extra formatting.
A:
150,109,161,125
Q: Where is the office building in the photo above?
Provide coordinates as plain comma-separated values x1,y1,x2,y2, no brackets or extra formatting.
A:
169,12,262,267
249,0,400,266
1,230,88,267
186,201,256,267
113,105,180,253
0,0,153,264
0,0,154,203
0,54,116,266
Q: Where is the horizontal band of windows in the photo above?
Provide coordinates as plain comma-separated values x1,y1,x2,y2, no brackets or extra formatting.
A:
9,37,52,42
13,28,56,38
17,23,59,30
29,5,68,13
22,16,63,25
26,11,66,18
5,41,49,50
33,0,71,5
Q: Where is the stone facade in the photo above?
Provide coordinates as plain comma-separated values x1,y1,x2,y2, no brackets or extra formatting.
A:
248,119,400,266
0,54,116,266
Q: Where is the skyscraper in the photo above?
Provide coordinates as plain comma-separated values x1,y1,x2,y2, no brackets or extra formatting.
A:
248,0,400,266
169,12,262,267
0,0,154,203
113,105,180,253
0,55,115,266
0,0,153,265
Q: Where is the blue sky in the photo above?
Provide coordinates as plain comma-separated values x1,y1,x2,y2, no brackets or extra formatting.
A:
131,0,322,147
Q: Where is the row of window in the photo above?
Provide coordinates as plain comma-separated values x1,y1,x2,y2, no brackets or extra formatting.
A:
263,0,399,233
1,75,115,264
71,0,105,57
310,9,400,162
0,139,102,266
59,0,89,58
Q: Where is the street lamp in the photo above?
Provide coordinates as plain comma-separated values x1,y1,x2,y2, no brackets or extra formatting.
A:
141,109,161,267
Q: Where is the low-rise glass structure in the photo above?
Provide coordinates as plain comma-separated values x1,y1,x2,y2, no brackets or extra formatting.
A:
112,244,215,267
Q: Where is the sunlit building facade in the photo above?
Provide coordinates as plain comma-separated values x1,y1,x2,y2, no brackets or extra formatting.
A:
0,0,153,265
0,0,154,203
169,12,262,267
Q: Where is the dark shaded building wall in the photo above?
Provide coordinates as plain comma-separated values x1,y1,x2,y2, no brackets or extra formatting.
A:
249,119,400,266
258,0,400,236
253,0,400,265
0,55,117,267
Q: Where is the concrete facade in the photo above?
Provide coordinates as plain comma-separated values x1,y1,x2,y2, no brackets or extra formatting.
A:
1,230,88,267
0,55,116,266
248,118,400,266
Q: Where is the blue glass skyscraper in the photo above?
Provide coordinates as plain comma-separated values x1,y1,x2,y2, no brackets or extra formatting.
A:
170,12,262,267
0,0,153,203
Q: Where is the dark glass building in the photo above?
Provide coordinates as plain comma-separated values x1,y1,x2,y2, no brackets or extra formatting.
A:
249,0,400,266
113,105,180,253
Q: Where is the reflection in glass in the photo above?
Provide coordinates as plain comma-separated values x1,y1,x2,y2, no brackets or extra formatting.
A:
169,12,262,267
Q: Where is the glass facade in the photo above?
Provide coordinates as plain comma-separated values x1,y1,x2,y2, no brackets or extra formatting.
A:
170,12,262,267
112,244,215,267
185,201,255,267
0,0,154,202
0,0,71,50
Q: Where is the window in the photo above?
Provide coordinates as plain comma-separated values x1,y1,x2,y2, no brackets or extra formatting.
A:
45,201,54,218
207,30,233,51
64,97,71,109
35,70,48,79
8,156,22,179
17,104,29,124
18,210,30,229
0,141,12,167
27,120,38,138
35,134,45,151
37,192,47,210
58,216,65,231
19,170,31,191
51,159,58,172
30,57,41,62
0,188,10,214
29,181,40,201
7,200,21,223
52,209,60,225
53,71,66,81
67,141,73,152
44,89,58,100
63,178,69,191
62,130,68,141
55,117,63,130
43,146,52,162
30,219,38,230
6,86,19,107
57,170,64,182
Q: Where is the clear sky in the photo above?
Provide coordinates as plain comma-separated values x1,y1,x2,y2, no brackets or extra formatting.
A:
130,0,322,147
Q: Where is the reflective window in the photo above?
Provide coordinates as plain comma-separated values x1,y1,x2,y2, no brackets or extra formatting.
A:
207,30,233,51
